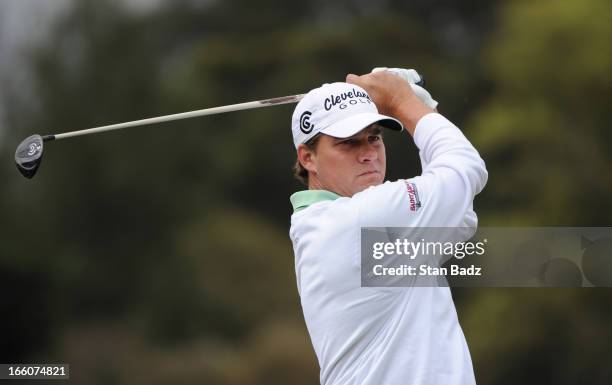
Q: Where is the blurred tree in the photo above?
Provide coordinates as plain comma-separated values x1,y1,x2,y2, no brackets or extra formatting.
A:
468,0,612,225
461,289,612,384
2,0,610,384
459,1,612,384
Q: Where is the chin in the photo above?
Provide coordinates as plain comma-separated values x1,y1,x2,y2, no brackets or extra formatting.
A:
354,178,383,194
363,173,384,184
365,180,383,189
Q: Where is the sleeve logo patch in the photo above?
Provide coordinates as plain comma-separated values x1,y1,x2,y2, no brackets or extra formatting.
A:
405,182,422,212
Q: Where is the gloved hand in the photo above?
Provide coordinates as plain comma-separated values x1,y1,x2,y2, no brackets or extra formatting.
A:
371,67,438,110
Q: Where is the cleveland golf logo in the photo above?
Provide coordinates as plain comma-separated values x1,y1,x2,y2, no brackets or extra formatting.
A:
300,111,314,134
27,142,42,156
324,89,372,111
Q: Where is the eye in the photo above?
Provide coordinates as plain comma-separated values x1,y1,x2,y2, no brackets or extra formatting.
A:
340,139,358,146
369,135,382,143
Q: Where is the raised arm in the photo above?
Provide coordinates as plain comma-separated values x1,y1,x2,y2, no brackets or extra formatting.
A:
347,70,487,229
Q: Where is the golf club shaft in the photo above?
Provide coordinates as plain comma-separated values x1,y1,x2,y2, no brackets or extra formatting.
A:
44,94,305,141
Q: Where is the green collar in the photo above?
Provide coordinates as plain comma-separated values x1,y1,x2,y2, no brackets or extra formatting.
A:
290,190,341,212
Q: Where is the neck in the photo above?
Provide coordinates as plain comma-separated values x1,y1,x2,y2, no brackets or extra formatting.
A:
308,175,346,196
308,175,324,191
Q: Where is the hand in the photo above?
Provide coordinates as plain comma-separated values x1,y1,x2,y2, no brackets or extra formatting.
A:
346,70,434,135
371,67,438,110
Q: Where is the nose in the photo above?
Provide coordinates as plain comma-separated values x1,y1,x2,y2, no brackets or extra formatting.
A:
358,143,378,163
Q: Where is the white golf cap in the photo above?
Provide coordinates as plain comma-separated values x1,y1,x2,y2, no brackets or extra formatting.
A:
291,82,403,148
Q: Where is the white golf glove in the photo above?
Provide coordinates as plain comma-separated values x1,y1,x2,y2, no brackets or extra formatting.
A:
371,67,438,109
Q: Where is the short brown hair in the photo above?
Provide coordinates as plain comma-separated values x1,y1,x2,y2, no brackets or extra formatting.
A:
293,134,321,186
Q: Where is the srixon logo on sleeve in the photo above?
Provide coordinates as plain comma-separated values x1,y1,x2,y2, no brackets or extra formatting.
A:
405,182,422,212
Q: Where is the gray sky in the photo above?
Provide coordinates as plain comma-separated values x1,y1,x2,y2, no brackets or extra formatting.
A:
0,0,71,144
0,0,168,145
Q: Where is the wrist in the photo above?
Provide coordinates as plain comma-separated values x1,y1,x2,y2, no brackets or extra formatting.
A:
391,100,435,136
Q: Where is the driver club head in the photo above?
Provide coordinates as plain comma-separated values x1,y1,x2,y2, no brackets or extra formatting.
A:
15,134,44,179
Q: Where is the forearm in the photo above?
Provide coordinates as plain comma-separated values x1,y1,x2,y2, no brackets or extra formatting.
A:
391,102,434,136
346,71,434,135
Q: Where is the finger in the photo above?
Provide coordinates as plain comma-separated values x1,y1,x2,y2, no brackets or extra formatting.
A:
346,73,361,84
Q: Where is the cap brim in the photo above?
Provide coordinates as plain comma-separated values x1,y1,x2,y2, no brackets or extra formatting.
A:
320,112,403,138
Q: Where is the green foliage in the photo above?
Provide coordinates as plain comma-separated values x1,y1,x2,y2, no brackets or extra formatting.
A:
469,0,612,225
1,0,610,383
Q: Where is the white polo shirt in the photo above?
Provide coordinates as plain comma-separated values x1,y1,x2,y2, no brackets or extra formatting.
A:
289,113,488,385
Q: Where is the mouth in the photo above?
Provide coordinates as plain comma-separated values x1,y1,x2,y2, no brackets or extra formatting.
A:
358,170,380,177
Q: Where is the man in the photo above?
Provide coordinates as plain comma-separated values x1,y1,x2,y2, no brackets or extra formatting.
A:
288,68,487,385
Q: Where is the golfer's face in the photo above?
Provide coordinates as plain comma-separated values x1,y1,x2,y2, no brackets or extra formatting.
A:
315,125,386,197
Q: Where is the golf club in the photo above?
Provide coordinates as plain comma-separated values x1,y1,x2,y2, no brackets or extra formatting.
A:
14,94,304,179
15,74,426,179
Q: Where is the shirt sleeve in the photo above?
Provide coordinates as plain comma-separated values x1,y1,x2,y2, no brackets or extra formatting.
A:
352,113,487,229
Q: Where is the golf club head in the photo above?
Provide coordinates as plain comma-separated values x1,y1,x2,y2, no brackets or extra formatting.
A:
15,134,44,179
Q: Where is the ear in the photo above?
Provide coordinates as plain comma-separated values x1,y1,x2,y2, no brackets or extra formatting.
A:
297,144,318,174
